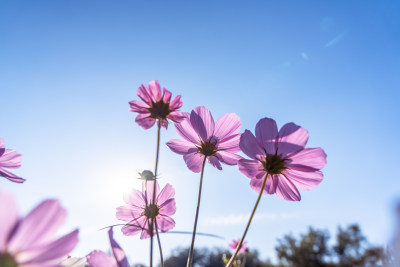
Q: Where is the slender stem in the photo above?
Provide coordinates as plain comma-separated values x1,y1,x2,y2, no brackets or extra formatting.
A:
187,156,207,267
155,218,164,267
226,173,269,267
150,226,153,267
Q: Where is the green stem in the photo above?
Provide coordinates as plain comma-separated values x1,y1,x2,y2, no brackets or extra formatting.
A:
226,173,269,267
187,156,207,267
155,218,164,267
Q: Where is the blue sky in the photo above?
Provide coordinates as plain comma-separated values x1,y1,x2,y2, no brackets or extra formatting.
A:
1,0,400,265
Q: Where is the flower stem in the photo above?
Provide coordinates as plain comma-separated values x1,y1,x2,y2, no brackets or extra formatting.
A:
187,156,207,267
150,120,162,267
155,218,164,267
226,173,269,267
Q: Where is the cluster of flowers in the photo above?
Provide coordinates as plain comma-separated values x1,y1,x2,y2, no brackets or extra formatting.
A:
0,80,326,267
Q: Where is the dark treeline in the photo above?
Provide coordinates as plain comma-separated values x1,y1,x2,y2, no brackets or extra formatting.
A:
159,224,395,267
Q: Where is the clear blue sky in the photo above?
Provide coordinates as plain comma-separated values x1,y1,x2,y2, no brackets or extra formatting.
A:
1,0,400,265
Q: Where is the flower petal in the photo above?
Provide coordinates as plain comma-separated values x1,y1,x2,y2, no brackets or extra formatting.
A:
160,118,169,130
0,169,25,183
190,106,215,142
0,149,22,168
0,138,4,149
8,200,67,252
129,100,150,114
168,111,186,123
255,118,278,154
156,216,175,232
137,84,153,105
159,198,176,216
208,156,222,170
284,169,323,190
218,134,241,153
239,130,265,160
216,151,241,165
249,176,277,194
277,123,308,156
123,188,145,207
87,250,118,267
169,95,183,110
156,184,175,206
174,113,201,145
183,152,205,173
121,216,147,236
148,80,162,102
109,228,129,267
238,159,265,179
0,190,18,251
143,180,160,205
162,88,172,103
116,206,143,222
275,175,301,201
288,148,327,170
166,139,197,155
213,113,241,141
135,114,156,129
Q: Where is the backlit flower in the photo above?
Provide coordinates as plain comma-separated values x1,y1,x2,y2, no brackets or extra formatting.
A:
0,138,25,183
129,80,185,129
86,228,128,267
238,118,327,201
116,181,176,239
0,190,79,267
229,239,248,254
167,106,242,172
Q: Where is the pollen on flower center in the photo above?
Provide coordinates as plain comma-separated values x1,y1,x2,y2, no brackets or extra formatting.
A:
144,204,160,219
198,141,217,156
0,252,18,267
148,100,170,119
261,153,287,175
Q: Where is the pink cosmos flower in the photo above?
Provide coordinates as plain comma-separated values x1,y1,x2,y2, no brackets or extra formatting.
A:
129,80,185,129
0,138,25,183
116,181,176,239
166,106,242,172
86,228,128,267
0,190,79,267
238,118,327,201
229,239,248,254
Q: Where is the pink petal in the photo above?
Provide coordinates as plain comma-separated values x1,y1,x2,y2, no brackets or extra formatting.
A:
160,118,168,129
168,111,186,123
255,118,278,154
275,175,301,201
156,216,175,232
208,156,222,170
116,206,143,222
174,113,201,145
0,169,25,183
123,188,145,208
166,139,197,155
238,159,265,179
0,148,4,157
169,95,183,110
162,88,172,103
218,134,241,153
135,114,156,129
284,169,323,190
213,113,241,141
190,106,215,142
121,216,147,236
288,148,327,170
216,151,242,165
0,149,22,168
140,220,152,239
109,228,129,267
143,180,160,205
156,184,175,206
183,152,205,173
137,84,153,105
148,80,162,102
239,130,265,160
129,100,150,114
8,200,67,253
87,250,118,267
250,176,278,194
20,229,79,265
0,190,18,251
277,123,308,156
159,198,176,216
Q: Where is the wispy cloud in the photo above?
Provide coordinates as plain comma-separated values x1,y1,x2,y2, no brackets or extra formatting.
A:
325,30,349,48
203,212,297,226
301,52,309,60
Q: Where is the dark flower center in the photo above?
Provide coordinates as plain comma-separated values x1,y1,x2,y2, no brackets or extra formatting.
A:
198,141,217,156
144,204,160,219
148,100,170,119
0,253,18,267
261,153,287,175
